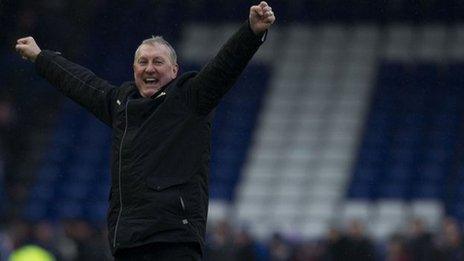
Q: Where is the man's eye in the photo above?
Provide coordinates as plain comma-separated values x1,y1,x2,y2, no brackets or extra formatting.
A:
155,60,163,65
139,60,147,65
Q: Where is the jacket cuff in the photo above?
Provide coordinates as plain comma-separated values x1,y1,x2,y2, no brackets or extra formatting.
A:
35,50,62,76
242,19,267,45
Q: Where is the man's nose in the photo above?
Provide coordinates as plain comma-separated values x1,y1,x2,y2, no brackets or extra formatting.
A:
145,62,156,73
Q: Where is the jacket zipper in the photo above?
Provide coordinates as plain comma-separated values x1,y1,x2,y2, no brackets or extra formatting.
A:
179,196,186,211
179,196,189,225
113,100,130,248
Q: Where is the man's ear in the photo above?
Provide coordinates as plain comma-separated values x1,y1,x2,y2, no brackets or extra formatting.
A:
172,64,179,78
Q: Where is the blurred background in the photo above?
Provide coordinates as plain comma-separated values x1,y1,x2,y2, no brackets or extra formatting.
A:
2,0,464,260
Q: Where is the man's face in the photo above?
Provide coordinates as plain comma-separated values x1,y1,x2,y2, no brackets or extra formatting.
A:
133,43,178,98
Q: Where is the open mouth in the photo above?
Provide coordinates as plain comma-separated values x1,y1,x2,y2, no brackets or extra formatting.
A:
144,78,159,84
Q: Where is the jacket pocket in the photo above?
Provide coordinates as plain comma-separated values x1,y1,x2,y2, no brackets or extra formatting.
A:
145,175,190,217
146,175,189,191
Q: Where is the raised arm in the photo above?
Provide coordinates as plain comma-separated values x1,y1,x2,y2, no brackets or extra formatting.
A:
15,37,116,126
185,1,275,115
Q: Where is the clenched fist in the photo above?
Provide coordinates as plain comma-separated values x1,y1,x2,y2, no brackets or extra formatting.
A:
249,1,276,35
15,37,42,62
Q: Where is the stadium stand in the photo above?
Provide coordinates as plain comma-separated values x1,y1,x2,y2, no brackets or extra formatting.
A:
4,1,464,260
24,100,111,223
234,24,376,240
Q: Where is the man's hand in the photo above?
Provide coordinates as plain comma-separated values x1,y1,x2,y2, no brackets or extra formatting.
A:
249,1,275,35
15,37,42,62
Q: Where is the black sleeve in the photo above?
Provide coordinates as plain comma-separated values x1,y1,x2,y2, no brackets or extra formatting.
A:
184,20,266,115
35,50,116,126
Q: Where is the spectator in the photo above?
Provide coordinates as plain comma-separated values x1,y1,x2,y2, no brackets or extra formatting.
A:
32,221,62,260
233,228,257,261
7,219,31,250
206,220,235,261
8,244,55,261
387,234,411,261
324,227,350,260
435,217,464,260
292,241,324,261
343,220,376,261
0,227,13,261
63,219,111,261
268,233,292,261
406,218,437,261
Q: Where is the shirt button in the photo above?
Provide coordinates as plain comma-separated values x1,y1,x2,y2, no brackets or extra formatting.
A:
156,186,161,191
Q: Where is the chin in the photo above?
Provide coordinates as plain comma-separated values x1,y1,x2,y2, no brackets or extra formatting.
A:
142,88,157,97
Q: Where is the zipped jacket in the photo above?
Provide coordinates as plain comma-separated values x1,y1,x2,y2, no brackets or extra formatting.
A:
35,21,265,254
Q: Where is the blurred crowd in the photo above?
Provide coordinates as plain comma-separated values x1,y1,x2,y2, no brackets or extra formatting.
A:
0,216,464,260
0,219,110,260
204,217,464,261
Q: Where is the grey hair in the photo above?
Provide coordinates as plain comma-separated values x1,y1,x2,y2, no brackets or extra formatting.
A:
134,36,177,65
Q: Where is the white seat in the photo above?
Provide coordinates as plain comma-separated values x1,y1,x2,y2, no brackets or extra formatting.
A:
369,220,402,241
369,201,408,239
305,186,340,202
410,200,444,229
300,220,330,239
208,200,231,223
249,222,273,241
238,184,271,199
269,202,301,222
235,203,265,222
340,201,372,224
303,202,336,220
223,23,379,240
373,201,408,220
448,26,464,59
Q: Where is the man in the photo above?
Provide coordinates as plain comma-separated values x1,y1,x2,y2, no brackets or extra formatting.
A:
15,1,275,260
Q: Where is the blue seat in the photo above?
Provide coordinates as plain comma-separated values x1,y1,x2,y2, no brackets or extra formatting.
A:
209,183,229,200
347,182,372,199
57,200,84,220
29,182,56,202
208,65,270,201
385,165,413,182
416,163,447,182
56,181,89,201
87,184,110,201
448,203,464,220
84,201,108,225
23,200,49,221
37,163,60,181
410,182,442,199
349,61,464,205
377,182,408,199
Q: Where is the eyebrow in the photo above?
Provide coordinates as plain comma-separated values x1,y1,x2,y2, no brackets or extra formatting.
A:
138,56,165,61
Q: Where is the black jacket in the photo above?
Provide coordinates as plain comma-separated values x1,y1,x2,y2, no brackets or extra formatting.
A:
35,21,265,254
